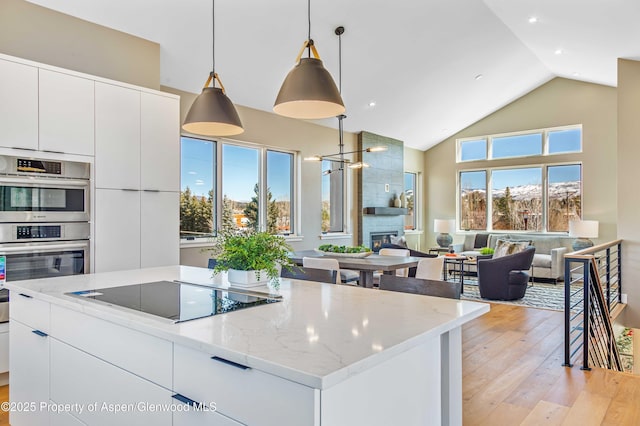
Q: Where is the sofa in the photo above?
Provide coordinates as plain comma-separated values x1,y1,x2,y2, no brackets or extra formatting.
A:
450,233,574,283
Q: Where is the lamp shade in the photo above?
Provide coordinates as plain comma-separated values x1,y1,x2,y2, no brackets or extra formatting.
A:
569,220,598,238
182,87,244,136
274,58,345,119
434,219,455,233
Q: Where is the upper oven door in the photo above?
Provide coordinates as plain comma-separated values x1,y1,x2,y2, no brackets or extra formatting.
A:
0,177,89,223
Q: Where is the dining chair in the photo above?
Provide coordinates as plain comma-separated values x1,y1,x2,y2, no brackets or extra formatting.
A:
414,256,445,280
280,266,337,284
302,257,343,284
379,275,461,300
378,248,411,277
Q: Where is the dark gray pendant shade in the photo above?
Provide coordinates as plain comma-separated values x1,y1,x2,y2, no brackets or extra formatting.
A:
182,86,244,136
274,57,345,119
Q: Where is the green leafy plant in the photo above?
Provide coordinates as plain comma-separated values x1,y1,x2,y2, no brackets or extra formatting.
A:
479,247,494,256
209,229,295,281
317,244,372,254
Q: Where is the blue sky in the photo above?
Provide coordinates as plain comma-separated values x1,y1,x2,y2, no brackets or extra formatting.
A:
181,137,292,202
461,128,581,161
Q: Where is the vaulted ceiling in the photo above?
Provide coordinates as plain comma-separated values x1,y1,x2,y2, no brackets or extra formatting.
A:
26,0,640,150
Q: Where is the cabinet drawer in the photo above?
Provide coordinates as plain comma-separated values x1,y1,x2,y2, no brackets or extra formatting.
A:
173,406,242,426
50,339,172,426
50,407,87,426
51,305,172,389
10,293,50,332
174,344,319,426
0,330,8,373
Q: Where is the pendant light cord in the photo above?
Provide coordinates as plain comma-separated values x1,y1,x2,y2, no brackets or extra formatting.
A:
212,0,216,76
307,0,311,58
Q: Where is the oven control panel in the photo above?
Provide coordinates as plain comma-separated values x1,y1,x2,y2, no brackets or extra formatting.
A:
16,158,62,175
17,225,62,240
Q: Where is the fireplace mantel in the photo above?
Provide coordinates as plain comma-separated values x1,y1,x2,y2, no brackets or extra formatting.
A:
363,207,408,215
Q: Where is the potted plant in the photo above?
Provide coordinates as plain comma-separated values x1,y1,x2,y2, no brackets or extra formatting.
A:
209,229,295,287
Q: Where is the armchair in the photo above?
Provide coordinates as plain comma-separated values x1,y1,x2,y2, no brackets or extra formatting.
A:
477,247,535,300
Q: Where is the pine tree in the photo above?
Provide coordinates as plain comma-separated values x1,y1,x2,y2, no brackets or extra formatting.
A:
243,183,280,234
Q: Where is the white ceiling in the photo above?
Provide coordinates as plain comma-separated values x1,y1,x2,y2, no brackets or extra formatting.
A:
26,0,640,151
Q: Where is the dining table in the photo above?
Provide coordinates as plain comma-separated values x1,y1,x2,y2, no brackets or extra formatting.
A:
289,250,423,288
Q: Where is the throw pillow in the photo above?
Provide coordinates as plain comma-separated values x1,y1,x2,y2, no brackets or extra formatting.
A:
390,235,408,247
493,239,530,258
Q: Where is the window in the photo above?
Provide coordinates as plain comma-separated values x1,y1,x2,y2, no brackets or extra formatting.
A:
547,164,581,232
459,171,487,230
491,168,542,231
321,160,344,233
492,133,542,159
180,137,215,238
459,139,487,162
221,144,259,232
458,164,581,233
404,172,417,230
548,128,581,154
457,125,582,163
180,137,297,239
266,150,294,235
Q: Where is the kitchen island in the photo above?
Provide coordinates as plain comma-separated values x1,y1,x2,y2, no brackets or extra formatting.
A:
6,265,489,426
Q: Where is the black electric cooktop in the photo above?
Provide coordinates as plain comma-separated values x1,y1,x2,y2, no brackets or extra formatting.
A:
66,280,282,323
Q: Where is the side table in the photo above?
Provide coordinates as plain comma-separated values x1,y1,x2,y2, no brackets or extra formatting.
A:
429,247,451,255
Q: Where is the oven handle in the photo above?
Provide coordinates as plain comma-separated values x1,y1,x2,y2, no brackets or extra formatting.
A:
0,177,89,188
0,242,89,254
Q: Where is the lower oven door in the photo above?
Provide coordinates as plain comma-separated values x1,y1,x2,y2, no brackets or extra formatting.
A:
0,240,89,282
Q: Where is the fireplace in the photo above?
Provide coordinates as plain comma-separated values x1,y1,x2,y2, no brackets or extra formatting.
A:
370,231,398,252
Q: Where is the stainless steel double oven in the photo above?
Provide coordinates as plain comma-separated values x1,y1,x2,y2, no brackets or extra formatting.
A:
0,155,91,322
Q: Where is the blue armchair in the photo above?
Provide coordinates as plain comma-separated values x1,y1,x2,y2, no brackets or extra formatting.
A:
477,247,535,300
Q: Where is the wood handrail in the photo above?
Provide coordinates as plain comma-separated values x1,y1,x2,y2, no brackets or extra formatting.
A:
565,239,623,259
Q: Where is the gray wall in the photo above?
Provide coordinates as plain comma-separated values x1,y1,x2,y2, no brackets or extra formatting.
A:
424,77,618,248
617,59,640,326
0,0,160,89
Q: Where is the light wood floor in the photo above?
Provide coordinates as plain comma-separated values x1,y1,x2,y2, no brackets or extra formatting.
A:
463,303,640,425
0,304,637,425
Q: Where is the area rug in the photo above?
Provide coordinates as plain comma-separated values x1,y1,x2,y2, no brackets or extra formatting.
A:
461,281,566,311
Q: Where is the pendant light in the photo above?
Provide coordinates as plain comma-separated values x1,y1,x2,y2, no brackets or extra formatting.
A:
182,0,244,136
273,0,345,119
304,27,386,171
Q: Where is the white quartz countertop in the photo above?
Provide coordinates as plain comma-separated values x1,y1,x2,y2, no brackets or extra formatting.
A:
5,266,489,389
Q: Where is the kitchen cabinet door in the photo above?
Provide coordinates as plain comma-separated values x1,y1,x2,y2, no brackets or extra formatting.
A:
94,189,141,272
0,59,38,150
141,191,179,268
39,69,94,156
50,339,172,426
9,320,50,426
95,82,141,190
140,92,179,192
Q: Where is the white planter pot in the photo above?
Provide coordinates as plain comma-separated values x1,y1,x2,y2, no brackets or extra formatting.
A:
227,269,270,288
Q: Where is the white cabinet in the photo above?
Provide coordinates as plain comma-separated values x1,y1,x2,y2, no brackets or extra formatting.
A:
95,82,141,189
50,410,87,426
39,69,94,156
94,189,141,272
9,320,50,426
95,188,179,272
173,407,243,426
173,344,319,426
0,59,38,150
141,92,180,192
0,323,9,373
141,191,179,268
50,339,173,426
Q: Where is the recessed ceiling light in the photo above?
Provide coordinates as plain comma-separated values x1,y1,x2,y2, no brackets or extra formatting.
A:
368,101,376,107
474,74,483,80
572,72,580,77
554,49,563,55
528,17,538,24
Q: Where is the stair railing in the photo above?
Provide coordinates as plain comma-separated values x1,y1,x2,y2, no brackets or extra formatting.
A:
563,239,623,371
